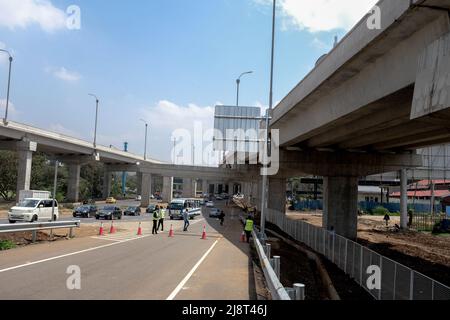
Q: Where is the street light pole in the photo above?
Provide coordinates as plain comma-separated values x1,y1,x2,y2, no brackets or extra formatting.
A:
260,0,276,240
140,119,148,160
0,49,13,125
236,71,253,106
88,94,99,150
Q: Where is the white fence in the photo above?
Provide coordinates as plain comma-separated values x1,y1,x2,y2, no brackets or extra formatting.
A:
266,210,450,300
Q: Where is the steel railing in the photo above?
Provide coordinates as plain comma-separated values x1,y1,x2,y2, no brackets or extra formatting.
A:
266,210,450,300
0,221,81,242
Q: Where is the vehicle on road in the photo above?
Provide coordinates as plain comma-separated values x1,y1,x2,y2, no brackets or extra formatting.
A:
199,199,205,206
18,190,51,203
73,205,97,218
169,198,201,220
209,208,221,218
96,206,122,220
124,206,141,216
146,204,157,214
106,197,117,204
135,195,142,201
8,198,59,223
206,201,214,208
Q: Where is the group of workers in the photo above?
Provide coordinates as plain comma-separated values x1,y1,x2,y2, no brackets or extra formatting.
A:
152,205,166,235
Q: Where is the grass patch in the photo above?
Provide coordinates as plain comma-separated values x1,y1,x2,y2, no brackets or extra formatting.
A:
0,240,16,251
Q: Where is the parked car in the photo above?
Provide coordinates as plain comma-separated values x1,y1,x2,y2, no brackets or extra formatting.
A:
73,205,97,218
8,198,59,223
206,201,215,208
106,197,117,204
124,206,141,216
209,208,221,218
135,195,142,201
96,206,122,220
146,204,157,214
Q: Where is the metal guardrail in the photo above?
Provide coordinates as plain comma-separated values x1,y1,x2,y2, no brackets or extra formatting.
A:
266,210,450,300
0,221,81,242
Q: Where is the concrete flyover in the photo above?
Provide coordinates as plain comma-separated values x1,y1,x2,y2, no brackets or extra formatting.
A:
0,121,252,207
260,0,450,239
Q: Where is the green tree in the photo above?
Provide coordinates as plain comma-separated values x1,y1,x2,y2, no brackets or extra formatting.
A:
0,151,18,200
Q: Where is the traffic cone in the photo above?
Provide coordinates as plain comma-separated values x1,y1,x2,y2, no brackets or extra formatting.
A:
240,231,246,243
201,225,207,240
109,221,116,234
168,224,174,238
137,222,143,236
99,222,104,236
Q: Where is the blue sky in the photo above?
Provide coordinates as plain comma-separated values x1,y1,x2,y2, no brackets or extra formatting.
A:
0,0,377,163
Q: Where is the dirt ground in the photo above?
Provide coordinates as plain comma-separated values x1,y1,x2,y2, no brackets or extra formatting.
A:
286,209,450,286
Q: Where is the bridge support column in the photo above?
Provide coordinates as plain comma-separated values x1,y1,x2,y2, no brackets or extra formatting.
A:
16,140,37,202
228,182,234,195
267,178,287,216
140,173,153,207
323,176,358,240
202,180,208,196
136,172,143,196
400,169,408,229
193,179,198,198
103,171,112,199
67,164,81,203
162,177,173,203
183,178,193,198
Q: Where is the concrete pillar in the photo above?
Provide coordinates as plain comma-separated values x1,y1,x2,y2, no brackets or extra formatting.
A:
15,141,36,202
193,179,198,198
140,173,152,207
267,178,287,215
183,178,193,198
67,164,81,203
400,169,408,229
323,176,358,240
228,182,234,195
202,180,208,195
103,171,112,199
136,172,143,196
162,177,174,203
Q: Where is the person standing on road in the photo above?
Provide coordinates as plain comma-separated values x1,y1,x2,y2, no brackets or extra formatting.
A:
158,206,166,232
152,205,160,235
244,215,254,243
219,210,225,226
183,208,190,232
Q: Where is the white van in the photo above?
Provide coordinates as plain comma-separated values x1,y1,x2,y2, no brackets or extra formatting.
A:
168,198,201,220
8,198,59,223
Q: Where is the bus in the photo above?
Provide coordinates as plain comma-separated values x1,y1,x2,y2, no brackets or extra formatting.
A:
168,198,202,220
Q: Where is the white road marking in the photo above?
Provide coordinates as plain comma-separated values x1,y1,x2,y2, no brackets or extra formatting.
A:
166,238,220,300
0,234,152,274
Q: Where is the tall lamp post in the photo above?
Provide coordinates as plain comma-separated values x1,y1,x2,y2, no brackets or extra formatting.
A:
0,49,13,125
236,71,253,107
140,119,149,160
88,93,100,151
260,0,276,241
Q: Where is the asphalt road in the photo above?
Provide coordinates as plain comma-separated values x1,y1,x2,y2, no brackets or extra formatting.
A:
0,203,252,300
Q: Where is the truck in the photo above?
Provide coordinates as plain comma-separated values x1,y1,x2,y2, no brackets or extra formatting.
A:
18,190,51,203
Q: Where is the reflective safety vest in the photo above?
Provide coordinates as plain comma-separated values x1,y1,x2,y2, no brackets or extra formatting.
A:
244,219,254,232
159,209,165,219
153,211,159,221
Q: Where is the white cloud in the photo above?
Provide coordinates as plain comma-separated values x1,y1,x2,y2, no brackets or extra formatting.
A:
0,0,66,32
255,0,379,32
47,67,81,82
311,37,331,50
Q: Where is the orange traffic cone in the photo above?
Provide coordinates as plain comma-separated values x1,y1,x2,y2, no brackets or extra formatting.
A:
201,225,207,240
168,224,174,238
137,222,143,236
240,231,246,243
109,221,116,234
99,222,104,236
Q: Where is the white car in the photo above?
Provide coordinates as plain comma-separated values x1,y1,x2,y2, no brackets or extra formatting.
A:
136,195,142,201
206,201,215,208
8,198,59,223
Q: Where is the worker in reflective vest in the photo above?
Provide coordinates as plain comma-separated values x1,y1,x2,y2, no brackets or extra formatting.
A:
158,206,166,232
244,215,254,243
152,206,160,235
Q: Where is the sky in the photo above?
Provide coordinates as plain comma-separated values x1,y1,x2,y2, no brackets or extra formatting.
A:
0,0,378,164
